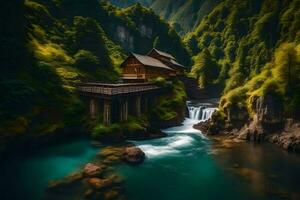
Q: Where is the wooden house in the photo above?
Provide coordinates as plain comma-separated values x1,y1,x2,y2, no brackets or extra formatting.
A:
120,49,185,83
121,53,176,82
147,48,186,75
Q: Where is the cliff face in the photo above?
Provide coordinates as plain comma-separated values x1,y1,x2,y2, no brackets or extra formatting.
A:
195,94,300,152
150,0,221,34
237,95,300,152
187,0,300,152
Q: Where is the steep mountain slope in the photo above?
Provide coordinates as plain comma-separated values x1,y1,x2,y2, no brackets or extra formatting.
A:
186,0,300,134
108,0,221,34
151,0,221,34
0,0,190,153
109,0,152,7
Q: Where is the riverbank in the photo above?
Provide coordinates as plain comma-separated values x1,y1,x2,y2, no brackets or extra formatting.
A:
194,117,300,153
115,117,300,200
1,102,300,200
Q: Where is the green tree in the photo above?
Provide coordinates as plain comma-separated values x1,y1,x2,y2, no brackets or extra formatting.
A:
191,49,220,88
74,50,100,72
69,16,111,68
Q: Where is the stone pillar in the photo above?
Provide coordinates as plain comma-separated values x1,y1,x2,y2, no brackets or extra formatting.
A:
119,98,128,122
90,98,98,119
103,99,111,126
135,96,141,117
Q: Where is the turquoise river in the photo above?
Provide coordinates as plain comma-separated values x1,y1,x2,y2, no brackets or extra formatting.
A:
0,102,300,200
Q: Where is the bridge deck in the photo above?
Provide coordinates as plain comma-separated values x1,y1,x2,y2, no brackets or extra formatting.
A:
77,82,162,96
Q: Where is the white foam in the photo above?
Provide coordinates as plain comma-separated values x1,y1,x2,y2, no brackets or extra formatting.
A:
169,135,195,148
138,144,179,158
132,104,217,159
162,118,202,134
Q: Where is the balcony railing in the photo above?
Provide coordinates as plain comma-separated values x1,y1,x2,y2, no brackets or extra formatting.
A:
77,83,161,96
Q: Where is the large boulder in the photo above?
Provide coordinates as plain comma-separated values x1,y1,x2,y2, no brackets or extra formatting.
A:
83,163,104,177
254,95,283,124
123,147,145,164
98,146,124,164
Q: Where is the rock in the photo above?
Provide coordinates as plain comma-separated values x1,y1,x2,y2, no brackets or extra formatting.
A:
106,174,124,185
104,188,121,200
103,155,122,165
87,174,122,190
98,146,124,165
267,122,300,152
99,147,123,158
67,172,83,182
87,178,112,190
83,163,103,177
193,120,211,134
246,116,265,142
255,95,283,124
47,172,82,192
123,147,145,164
226,105,248,123
237,126,250,140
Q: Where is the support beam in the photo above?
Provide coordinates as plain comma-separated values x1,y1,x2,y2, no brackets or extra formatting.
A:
119,98,128,122
142,97,148,114
103,99,111,126
135,96,142,117
89,98,98,119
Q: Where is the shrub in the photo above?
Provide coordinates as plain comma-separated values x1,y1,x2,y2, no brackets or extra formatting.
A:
92,124,122,139
150,77,168,87
74,50,100,72
151,79,186,121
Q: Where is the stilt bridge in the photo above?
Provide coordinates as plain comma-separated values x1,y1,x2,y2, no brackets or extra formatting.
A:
77,82,165,125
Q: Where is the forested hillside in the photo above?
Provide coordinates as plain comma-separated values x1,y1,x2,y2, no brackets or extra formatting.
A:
185,0,300,121
0,0,189,153
109,0,152,7
109,0,221,34
151,0,221,34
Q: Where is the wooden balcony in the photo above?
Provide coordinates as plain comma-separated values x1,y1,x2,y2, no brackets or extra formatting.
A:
77,82,162,97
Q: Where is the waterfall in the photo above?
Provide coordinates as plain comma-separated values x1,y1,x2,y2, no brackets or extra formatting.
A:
187,103,216,121
188,106,204,120
201,108,216,121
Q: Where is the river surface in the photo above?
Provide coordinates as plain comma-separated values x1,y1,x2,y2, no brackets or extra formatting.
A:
1,102,300,200
0,137,100,200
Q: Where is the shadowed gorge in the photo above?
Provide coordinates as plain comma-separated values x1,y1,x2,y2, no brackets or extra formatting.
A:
0,0,300,200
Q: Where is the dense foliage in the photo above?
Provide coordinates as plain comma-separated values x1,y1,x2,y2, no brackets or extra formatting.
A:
150,79,186,121
185,0,300,118
109,0,221,34
109,0,152,8
0,0,190,151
